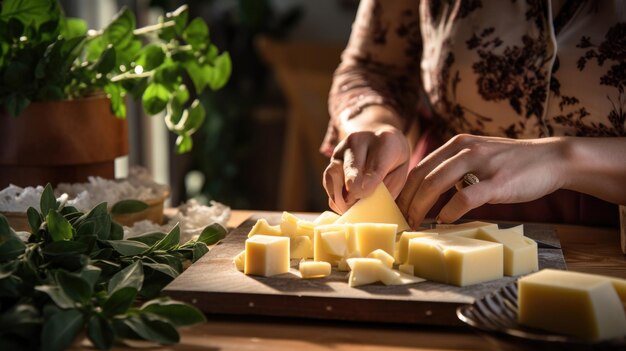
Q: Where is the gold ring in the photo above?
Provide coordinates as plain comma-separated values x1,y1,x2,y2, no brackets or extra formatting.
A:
462,173,480,187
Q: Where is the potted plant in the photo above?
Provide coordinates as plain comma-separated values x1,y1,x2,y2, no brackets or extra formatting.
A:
0,0,231,188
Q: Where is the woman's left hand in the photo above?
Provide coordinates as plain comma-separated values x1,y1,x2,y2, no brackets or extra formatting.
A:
396,134,569,228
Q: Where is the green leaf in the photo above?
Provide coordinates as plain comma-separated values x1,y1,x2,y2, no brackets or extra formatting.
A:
185,61,210,92
175,134,193,154
104,83,126,118
46,210,75,241
40,184,57,216
107,239,149,256
103,286,137,316
79,265,102,290
209,52,231,90
109,221,124,241
151,225,180,251
87,315,114,350
182,17,209,49
0,0,57,29
142,83,170,115
35,285,74,309
198,223,227,245
41,309,84,351
154,62,181,91
122,314,179,344
141,298,206,327
102,7,136,50
134,44,165,71
111,199,149,215
61,17,87,39
107,260,143,295
143,262,179,278
0,237,26,261
93,45,116,74
56,270,91,303
191,242,209,262
76,203,111,240
128,232,166,246
42,240,87,256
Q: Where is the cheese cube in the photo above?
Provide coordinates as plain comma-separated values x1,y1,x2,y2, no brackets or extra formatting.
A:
335,183,410,232
354,223,397,258
280,211,300,237
314,224,354,265
290,236,313,259
476,227,538,276
367,249,395,268
313,211,340,226
408,236,503,286
247,218,282,237
244,235,290,277
397,231,438,264
518,269,626,341
233,250,245,271
431,221,498,238
299,261,331,278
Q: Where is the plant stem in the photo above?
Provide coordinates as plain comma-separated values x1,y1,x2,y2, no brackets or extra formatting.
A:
134,21,176,36
110,71,153,82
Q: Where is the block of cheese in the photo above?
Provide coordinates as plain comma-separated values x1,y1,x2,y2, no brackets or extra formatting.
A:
290,236,313,259
367,249,395,268
335,183,410,233
313,211,340,226
299,261,331,278
337,250,361,272
233,250,245,271
244,235,290,277
397,231,438,264
408,236,503,286
247,218,282,237
518,269,626,341
476,227,538,276
280,211,300,237
314,224,355,265
354,223,397,258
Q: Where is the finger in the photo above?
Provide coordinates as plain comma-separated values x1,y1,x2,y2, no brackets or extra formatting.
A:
383,163,410,198
342,146,367,192
437,180,494,223
323,160,349,213
405,148,476,227
397,134,474,216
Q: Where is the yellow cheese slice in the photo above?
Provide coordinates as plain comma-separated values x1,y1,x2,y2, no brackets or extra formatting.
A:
313,211,340,226
247,218,282,237
367,249,395,268
335,182,410,232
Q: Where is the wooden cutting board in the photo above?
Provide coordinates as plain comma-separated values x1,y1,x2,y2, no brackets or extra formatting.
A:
163,213,567,326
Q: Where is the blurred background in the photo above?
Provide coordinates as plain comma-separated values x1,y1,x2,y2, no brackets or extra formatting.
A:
59,0,358,212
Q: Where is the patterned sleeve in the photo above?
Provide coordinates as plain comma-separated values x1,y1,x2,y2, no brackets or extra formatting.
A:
321,0,423,157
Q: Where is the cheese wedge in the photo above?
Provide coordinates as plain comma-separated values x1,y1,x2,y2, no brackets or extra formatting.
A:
233,250,245,271
518,269,626,341
244,235,290,277
408,236,503,286
280,211,300,237
335,183,410,232
367,249,395,268
346,258,425,287
247,218,282,237
296,220,315,240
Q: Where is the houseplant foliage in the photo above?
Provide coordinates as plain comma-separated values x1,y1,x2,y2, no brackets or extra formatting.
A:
0,184,228,351
0,0,231,153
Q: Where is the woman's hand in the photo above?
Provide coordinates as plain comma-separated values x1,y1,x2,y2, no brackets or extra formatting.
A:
397,134,570,228
323,124,411,214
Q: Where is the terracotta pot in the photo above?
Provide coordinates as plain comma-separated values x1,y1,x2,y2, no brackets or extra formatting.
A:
0,97,128,188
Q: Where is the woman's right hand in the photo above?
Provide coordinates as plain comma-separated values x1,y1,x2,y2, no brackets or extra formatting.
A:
323,122,411,214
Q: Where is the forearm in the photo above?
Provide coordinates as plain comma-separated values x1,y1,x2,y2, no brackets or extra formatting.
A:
562,137,626,205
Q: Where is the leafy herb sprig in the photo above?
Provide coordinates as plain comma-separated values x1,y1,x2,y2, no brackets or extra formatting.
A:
0,0,231,153
0,184,227,351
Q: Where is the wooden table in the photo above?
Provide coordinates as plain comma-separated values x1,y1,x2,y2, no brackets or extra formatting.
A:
104,211,626,350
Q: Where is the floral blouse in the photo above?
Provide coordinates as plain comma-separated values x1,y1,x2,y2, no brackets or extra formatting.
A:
322,0,626,155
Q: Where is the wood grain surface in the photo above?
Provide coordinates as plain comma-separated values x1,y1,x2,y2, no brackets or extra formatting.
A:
164,213,566,326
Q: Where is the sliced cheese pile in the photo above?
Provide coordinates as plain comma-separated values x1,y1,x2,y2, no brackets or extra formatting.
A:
235,182,539,289
518,269,626,341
